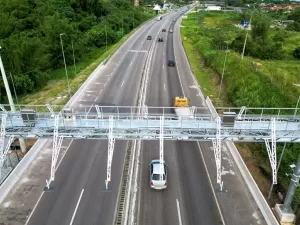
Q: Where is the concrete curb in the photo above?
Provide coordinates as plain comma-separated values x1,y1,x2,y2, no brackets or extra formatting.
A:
227,141,279,225
0,139,48,204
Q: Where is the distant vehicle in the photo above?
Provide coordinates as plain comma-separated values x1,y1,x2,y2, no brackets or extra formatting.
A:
150,160,167,190
168,59,175,66
172,96,194,119
162,28,166,32
158,37,163,42
147,35,152,40
169,29,173,33
157,16,162,21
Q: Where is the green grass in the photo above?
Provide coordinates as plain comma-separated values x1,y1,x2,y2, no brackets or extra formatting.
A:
181,26,219,100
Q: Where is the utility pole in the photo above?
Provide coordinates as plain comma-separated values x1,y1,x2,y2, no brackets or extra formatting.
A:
122,16,124,38
60,33,71,97
275,154,300,223
0,47,15,111
282,155,300,212
71,40,76,76
217,41,228,106
133,13,134,29
293,83,300,120
0,47,26,153
105,24,108,52
241,12,253,60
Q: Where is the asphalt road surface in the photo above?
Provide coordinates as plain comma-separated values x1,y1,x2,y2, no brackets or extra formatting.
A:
138,12,223,225
26,14,176,225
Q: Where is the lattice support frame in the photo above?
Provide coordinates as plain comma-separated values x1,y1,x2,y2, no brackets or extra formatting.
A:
142,104,148,118
191,106,196,115
212,116,223,190
46,104,55,118
237,106,246,120
0,114,7,157
0,135,15,178
0,104,7,112
46,114,64,189
95,105,103,119
105,115,115,189
265,117,277,184
160,116,164,181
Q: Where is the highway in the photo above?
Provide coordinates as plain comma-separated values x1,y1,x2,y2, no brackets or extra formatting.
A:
26,14,175,225
138,13,223,225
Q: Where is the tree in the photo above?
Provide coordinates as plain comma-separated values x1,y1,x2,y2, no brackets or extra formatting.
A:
293,47,300,59
251,14,270,44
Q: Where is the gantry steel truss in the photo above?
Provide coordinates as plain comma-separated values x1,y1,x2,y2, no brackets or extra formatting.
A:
1,103,300,188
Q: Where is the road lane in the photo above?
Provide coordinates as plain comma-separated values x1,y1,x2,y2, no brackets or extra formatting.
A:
139,10,223,225
27,15,174,225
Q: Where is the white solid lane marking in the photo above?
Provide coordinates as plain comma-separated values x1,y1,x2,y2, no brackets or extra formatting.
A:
197,142,226,225
25,140,74,225
24,192,44,225
121,80,124,88
69,189,84,225
176,199,183,225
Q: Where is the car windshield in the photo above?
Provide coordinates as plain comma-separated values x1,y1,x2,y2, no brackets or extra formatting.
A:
152,174,165,181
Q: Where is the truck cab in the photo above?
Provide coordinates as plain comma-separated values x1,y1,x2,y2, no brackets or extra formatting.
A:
173,96,189,107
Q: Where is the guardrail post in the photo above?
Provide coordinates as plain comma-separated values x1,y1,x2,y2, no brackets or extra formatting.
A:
275,154,300,223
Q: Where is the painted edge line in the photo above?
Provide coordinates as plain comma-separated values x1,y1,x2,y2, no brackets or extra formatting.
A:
69,189,84,225
24,140,74,225
24,191,45,225
176,199,183,225
197,142,226,225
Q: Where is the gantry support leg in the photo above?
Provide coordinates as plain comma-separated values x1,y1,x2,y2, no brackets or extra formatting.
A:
46,104,55,118
0,114,7,157
46,114,64,189
212,116,223,191
0,135,15,179
143,104,148,118
265,117,277,184
95,105,103,119
159,116,164,181
237,106,246,120
105,115,115,190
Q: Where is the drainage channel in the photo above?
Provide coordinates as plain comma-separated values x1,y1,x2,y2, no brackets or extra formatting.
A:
114,140,133,225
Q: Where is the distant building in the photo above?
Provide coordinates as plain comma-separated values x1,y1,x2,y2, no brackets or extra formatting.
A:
206,5,221,10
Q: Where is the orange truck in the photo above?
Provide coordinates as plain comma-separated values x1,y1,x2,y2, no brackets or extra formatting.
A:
172,96,193,118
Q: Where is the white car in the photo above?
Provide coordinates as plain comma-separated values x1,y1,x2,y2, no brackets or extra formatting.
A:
149,159,167,190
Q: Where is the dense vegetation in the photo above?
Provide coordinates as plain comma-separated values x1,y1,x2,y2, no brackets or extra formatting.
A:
0,0,153,102
181,10,300,208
